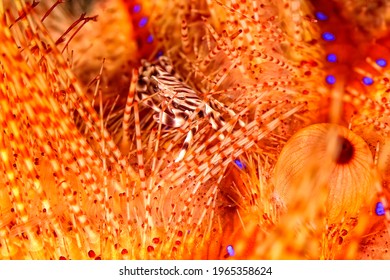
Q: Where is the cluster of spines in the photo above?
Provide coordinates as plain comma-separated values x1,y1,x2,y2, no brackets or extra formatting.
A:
315,10,389,89
4,0,390,260
313,6,390,256
0,0,147,259
123,0,159,60
0,0,312,259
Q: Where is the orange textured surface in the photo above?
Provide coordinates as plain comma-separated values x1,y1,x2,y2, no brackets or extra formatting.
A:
0,0,389,260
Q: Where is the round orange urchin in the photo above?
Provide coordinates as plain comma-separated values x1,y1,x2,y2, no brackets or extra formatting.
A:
0,0,389,260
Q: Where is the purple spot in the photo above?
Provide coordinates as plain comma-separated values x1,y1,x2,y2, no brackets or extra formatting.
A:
146,34,154,44
156,50,164,58
315,11,328,21
226,245,235,257
326,53,337,63
234,159,245,169
133,4,141,13
376,58,387,67
326,75,336,85
139,17,148,28
376,202,385,216
362,77,374,86
322,32,335,41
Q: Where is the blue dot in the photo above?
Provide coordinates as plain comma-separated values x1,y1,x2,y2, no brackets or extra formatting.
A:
315,11,328,21
138,17,148,28
362,76,374,86
375,202,385,216
156,50,164,58
326,75,336,85
133,4,141,13
322,32,335,41
376,58,387,67
226,245,235,257
146,34,154,44
326,53,337,63
234,159,245,169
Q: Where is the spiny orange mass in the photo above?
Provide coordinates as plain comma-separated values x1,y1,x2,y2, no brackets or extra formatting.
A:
0,0,389,260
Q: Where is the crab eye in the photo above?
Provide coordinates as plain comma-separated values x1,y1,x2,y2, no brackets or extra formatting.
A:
138,77,147,86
